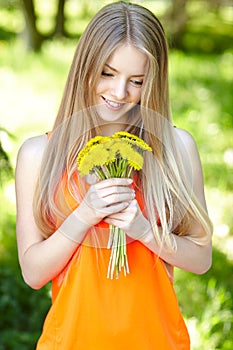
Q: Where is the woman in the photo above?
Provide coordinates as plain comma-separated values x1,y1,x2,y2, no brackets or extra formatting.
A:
15,2,212,349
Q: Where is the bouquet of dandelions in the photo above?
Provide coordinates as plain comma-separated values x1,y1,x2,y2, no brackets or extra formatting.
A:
77,132,152,279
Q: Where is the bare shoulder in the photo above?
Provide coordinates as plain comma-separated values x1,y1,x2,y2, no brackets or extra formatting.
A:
174,127,197,149
173,127,200,161
173,127,202,176
173,128,208,209
16,134,49,186
17,134,48,167
18,134,48,155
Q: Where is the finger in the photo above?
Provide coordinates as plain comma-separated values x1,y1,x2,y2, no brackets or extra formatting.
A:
126,199,138,208
90,186,134,207
95,178,133,189
99,186,134,198
104,202,138,223
105,212,131,221
102,201,130,215
104,218,124,227
113,199,137,211
99,192,135,207
106,201,138,217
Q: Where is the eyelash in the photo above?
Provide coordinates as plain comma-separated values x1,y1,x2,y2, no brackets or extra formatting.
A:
101,71,143,87
131,80,143,86
101,72,113,77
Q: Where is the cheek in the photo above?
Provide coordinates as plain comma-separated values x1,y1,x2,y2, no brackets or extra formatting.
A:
93,82,104,104
95,82,101,95
132,89,142,103
95,80,108,95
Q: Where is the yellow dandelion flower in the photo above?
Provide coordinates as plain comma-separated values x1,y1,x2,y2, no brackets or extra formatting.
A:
78,141,121,176
85,135,109,148
77,150,85,167
109,141,144,170
120,146,144,170
76,132,152,279
78,144,111,176
77,136,110,167
112,131,152,152
79,158,95,176
77,147,87,166
127,158,143,171
105,157,117,165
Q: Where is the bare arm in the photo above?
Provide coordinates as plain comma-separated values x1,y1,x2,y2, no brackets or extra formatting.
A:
16,136,134,289
105,128,212,274
15,135,87,289
148,128,212,273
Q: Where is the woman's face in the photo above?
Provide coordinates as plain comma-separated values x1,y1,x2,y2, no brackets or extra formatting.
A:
94,43,148,127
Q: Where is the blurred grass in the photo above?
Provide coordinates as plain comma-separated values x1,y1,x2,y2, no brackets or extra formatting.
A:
181,2,233,53
0,3,233,347
1,37,232,349
0,191,51,350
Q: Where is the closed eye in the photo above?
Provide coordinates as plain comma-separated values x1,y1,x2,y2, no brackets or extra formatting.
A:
101,71,113,77
130,80,143,86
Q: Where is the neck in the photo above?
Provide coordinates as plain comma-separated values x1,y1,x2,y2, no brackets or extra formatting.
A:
100,123,126,136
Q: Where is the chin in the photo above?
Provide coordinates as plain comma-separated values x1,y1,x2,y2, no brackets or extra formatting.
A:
95,105,127,123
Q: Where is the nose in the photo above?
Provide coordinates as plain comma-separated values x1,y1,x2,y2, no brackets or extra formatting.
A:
111,78,128,100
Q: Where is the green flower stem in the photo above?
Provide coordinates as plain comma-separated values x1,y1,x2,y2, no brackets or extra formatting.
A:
126,165,133,178
94,167,106,180
110,229,119,278
107,226,129,279
109,162,117,177
93,161,132,279
107,225,114,249
104,165,111,178
78,132,152,279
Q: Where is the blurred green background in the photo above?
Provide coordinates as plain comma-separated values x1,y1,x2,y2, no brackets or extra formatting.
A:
0,0,232,349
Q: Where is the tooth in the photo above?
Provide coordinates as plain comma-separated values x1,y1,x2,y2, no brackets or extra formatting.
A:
107,99,121,107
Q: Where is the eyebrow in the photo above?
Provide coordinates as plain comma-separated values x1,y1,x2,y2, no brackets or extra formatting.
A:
105,63,145,77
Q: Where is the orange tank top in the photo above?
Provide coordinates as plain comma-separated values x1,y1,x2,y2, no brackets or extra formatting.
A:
36,168,190,349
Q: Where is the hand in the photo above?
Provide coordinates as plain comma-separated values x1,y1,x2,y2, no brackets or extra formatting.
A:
75,178,134,227
104,199,151,241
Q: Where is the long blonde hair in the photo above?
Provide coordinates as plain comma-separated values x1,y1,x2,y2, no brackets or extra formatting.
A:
33,1,212,248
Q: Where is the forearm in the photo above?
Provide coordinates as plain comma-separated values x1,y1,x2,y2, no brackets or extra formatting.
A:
19,211,90,289
139,228,212,274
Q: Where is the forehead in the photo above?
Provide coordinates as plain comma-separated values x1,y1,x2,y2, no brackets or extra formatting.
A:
106,44,148,75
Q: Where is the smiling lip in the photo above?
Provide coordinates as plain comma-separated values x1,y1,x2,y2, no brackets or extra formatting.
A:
102,96,126,110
